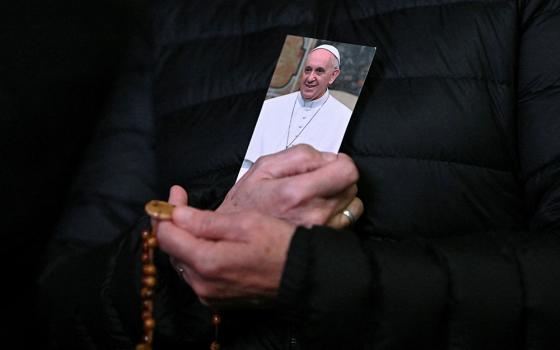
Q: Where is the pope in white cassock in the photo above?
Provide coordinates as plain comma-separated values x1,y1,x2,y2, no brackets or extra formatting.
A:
237,44,352,181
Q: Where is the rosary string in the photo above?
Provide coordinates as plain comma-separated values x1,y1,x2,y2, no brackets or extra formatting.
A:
139,201,222,350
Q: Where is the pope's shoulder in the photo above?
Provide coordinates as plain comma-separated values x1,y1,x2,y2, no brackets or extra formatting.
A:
328,95,353,121
258,92,299,119
262,91,300,107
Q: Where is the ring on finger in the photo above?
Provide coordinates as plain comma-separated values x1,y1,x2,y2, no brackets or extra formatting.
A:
341,209,356,225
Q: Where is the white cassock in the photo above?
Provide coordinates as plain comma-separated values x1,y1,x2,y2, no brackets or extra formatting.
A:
237,89,352,181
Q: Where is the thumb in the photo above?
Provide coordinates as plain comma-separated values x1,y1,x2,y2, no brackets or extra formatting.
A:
169,185,188,206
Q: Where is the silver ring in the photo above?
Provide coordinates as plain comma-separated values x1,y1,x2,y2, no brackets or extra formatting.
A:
342,209,355,225
175,265,185,274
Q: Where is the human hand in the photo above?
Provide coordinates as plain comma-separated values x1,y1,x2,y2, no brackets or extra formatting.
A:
220,144,363,229
157,145,363,305
158,188,295,305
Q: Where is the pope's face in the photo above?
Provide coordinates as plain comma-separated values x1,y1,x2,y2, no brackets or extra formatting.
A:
299,49,340,100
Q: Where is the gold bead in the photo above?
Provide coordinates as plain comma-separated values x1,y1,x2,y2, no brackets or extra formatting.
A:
141,253,150,263
141,310,152,320
142,276,156,288
140,287,154,299
136,343,151,350
144,318,155,331
142,300,153,312
212,314,221,326
143,332,153,344
143,264,157,275
210,341,220,350
147,236,158,248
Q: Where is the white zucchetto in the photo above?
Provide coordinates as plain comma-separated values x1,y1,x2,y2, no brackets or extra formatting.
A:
311,44,341,66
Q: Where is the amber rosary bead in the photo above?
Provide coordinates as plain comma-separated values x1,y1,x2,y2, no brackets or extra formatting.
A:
147,236,158,248
142,300,154,312
140,287,154,299
136,343,151,350
212,314,221,326
143,332,153,344
144,318,155,331
137,201,175,349
142,264,157,275
141,310,152,321
210,341,221,350
142,276,157,288
141,253,150,263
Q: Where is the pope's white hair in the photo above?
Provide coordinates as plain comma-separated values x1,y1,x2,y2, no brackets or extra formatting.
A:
330,55,340,70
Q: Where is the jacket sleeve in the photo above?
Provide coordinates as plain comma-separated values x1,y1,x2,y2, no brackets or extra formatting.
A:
39,214,215,349
276,2,560,349
38,10,162,347
51,9,158,246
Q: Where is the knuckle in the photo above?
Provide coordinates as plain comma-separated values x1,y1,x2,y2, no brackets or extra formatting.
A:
254,154,274,170
291,143,312,153
307,210,329,226
338,154,359,183
292,143,314,154
294,144,320,161
279,184,303,207
238,213,257,232
195,256,221,277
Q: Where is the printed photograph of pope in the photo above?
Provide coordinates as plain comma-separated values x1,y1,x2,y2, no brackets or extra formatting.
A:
238,44,352,181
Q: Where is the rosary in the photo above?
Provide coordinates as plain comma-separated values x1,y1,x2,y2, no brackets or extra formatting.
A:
137,200,222,350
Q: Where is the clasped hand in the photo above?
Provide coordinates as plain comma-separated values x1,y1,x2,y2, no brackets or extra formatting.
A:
157,145,362,306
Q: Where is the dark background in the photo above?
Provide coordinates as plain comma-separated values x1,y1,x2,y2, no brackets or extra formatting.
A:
2,0,142,344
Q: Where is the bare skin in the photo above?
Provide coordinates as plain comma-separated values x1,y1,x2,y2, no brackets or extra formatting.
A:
220,144,361,228
157,145,362,306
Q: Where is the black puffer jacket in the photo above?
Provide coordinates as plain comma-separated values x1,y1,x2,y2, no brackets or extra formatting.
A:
39,0,560,349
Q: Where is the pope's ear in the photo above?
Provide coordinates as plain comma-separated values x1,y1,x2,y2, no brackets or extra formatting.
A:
329,68,341,85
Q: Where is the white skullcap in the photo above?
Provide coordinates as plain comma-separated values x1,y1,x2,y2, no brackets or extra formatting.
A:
311,44,341,66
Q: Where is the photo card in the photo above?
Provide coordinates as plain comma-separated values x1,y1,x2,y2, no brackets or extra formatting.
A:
237,35,376,181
